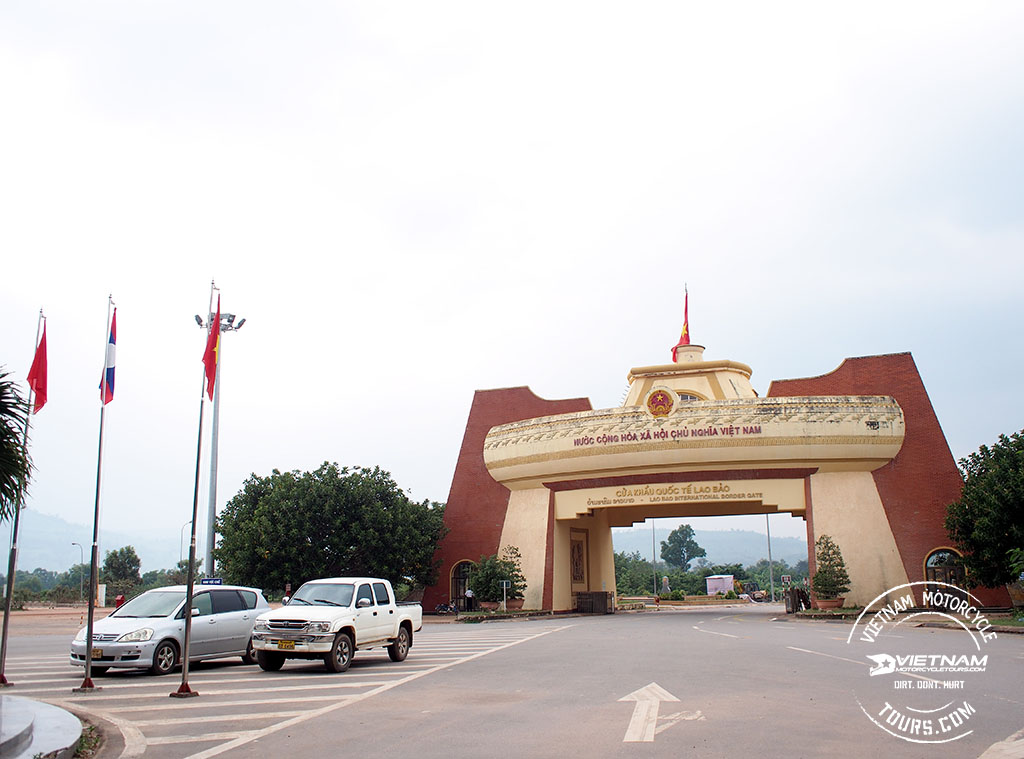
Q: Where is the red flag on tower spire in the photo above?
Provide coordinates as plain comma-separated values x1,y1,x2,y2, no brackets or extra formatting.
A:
671,288,690,362
203,295,220,400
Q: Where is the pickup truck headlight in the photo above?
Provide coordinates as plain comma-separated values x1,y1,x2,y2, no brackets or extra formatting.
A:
308,621,330,633
254,620,270,631
117,628,154,643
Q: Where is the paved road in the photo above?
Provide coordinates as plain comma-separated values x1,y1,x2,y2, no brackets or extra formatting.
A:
3,605,1022,759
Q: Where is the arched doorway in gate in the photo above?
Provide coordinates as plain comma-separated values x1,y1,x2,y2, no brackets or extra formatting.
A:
451,560,474,611
925,548,967,608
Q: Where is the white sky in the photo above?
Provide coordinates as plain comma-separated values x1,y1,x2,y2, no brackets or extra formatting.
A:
3,3,1022,563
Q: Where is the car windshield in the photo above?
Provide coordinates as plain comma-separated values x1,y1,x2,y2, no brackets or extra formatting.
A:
291,582,354,607
111,591,186,618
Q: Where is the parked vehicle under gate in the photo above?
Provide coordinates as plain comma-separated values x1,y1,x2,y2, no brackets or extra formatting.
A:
252,577,423,672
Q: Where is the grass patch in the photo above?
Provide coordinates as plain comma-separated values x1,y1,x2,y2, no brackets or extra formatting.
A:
75,720,102,758
992,615,1024,627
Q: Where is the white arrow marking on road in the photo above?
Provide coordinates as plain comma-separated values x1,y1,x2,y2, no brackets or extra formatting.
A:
656,710,706,735
619,683,680,742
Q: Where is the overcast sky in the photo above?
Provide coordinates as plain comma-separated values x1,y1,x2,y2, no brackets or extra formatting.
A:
2,3,1022,568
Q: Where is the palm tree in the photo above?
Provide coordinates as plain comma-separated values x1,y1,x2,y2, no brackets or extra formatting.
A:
0,369,31,522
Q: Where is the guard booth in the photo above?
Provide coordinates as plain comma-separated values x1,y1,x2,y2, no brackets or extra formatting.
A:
574,591,614,614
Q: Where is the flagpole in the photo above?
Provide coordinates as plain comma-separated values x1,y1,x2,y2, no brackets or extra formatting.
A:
0,310,43,687
172,281,215,699
75,297,114,692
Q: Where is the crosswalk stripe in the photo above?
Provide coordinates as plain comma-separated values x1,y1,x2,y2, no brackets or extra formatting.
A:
133,711,307,727
7,623,574,759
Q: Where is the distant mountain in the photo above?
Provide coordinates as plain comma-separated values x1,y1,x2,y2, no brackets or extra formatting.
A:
5,509,188,574
6,510,807,576
613,526,807,567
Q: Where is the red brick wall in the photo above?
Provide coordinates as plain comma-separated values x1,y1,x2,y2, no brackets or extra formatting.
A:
421,387,591,611
768,353,1009,607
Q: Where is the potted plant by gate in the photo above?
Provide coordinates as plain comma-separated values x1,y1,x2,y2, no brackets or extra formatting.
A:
811,535,850,609
469,546,527,611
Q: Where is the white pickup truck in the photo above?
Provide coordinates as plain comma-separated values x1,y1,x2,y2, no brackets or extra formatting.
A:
251,577,423,673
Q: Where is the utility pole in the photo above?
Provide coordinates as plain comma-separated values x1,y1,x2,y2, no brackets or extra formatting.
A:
195,309,244,577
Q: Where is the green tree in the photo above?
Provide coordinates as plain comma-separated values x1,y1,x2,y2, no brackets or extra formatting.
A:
101,546,142,588
54,563,90,599
214,463,447,593
469,546,527,603
811,535,850,599
139,559,199,592
614,551,656,595
945,430,1024,588
660,524,706,570
0,370,31,522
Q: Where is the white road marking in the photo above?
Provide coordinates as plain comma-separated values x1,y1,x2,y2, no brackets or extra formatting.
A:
978,727,1024,758
786,646,942,684
183,625,574,759
46,699,147,758
655,710,705,735
8,626,574,759
692,625,739,639
133,711,307,726
86,694,358,713
56,679,391,702
619,683,680,743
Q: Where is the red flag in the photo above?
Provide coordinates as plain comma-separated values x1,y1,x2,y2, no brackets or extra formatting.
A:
27,323,47,414
203,296,220,400
671,289,690,362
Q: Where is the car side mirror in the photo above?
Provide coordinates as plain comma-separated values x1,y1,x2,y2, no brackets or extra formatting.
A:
191,607,200,616
282,596,290,605
356,598,372,609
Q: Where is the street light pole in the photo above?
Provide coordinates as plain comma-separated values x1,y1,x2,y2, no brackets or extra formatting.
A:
766,514,776,603
71,542,84,603
196,310,244,578
179,521,191,564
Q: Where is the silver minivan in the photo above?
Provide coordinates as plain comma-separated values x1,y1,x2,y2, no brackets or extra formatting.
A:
70,584,269,675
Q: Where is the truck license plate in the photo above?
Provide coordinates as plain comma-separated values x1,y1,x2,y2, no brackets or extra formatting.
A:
277,640,295,650
91,648,103,658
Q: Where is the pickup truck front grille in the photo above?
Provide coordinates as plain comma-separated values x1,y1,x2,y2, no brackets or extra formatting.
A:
266,620,312,631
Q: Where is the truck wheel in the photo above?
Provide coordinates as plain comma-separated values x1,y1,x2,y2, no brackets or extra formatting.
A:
388,626,410,662
324,632,353,673
149,640,178,675
257,650,285,671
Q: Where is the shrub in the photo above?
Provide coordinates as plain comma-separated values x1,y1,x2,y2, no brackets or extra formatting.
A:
812,535,851,599
469,546,527,603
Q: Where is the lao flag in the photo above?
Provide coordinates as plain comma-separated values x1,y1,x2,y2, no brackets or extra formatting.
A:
100,309,116,405
27,322,48,414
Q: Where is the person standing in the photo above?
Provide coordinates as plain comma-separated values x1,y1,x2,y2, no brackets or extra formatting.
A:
464,587,475,612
